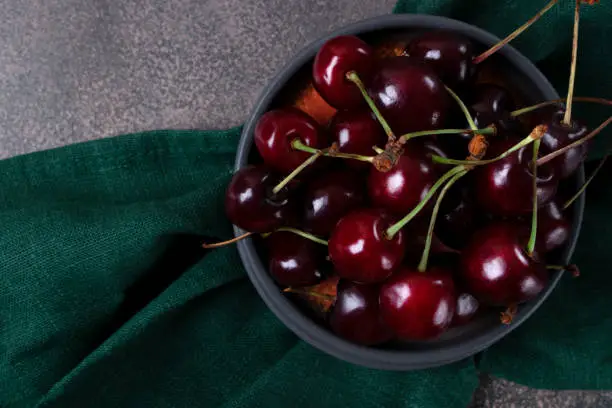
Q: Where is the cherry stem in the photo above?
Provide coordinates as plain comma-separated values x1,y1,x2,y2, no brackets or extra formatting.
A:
537,117,612,167
547,264,580,277
527,139,542,257
202,232,254,249
445,86,477,131
563,1,581,126
386,165,466,239
399,126,496,142
510,97,612,117
273,145,323,194
473,0,559,64
261,227,328,246
345,71,396,142
432,125,547,166
563,153,609,210
418,169,468,273
291,139,374,163
372,146,385,154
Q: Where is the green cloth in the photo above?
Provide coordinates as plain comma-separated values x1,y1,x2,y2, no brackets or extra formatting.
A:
2,2,612,407
0,129,478,408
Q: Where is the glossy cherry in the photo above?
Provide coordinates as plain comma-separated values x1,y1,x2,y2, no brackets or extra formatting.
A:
436,177,478,250
225,165,295,232
459,222,549,306
405,30,475,88
313,35,374,110
471,84,520,132
328,209,405,284
368,141,439,215
367,57,449,135
254,108,327,174
379,266,456,340
329,280,394,346
534,200,571,254
474,138,559,216
403,219,459,264
266,231,326,287
329,109,386,170
452,292,480,326
539,110,589,179
303,170,365,236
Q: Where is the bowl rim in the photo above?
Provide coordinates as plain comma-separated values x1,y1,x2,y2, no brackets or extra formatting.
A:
234,13,585,370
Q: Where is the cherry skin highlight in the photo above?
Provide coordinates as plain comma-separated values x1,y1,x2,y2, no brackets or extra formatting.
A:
328,209,405,284
225,165,295,233
254,108,327,174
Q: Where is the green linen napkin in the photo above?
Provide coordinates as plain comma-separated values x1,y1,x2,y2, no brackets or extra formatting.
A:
393,0,612,390
0,129,477,407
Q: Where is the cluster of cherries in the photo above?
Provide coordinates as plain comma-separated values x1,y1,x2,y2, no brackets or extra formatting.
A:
214,0,609,347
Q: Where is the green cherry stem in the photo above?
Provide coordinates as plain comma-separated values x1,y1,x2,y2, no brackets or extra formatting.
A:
291,139,374,163
418,169,468,273
510,97,612,117
537,117,612,167
563,0,581,126
262,227,329,246
273,147,323,194
527,139,542,257
346,71,396,142
445,86,477,131
399,126,496,142
563,153,609,210
473,0,559,64
432,125,547,166
386,165,466,239
202,232,254,249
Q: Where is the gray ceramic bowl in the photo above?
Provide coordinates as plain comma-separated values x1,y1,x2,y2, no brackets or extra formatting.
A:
234,14,585,370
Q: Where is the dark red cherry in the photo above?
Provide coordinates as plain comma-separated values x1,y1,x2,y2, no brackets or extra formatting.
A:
225,165,295,232
474,138,559,216
254,108,327,174
329,109,386,170
368,141,439,215
379,266,456,340
534,200,570,254
403,219,459,264
328,209,405,284
368,57,449,135
436,176,479,250
471,84,516,129
329,280,394,346
313,35,374,110
459,222,549,306
539,110,589,179
452,292,480,327
266,231,326,287
303,170,365,236
405,31,475,88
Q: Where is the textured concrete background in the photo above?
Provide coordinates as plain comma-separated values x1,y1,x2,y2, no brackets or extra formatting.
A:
0,0,609,406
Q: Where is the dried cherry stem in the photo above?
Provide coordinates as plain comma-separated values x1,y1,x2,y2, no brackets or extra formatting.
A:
527,139,542,257
346,71,396,142
537,117,612,167
386,165,467,239
204,228,328,249
202,232,254,249
432,125,548,166
547,264,580,277
273,146,323,194
372,146,385,154
399,126,496,143
510,97,612,117
445,86,477,131
563,1,582,125
291,139,374,163
500,304,518,325
418,169,469,273
563,153,609,210
262,227,328,246
473,0,559,64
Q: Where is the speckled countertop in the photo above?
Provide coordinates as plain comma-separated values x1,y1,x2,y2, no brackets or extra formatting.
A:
0,1,609,406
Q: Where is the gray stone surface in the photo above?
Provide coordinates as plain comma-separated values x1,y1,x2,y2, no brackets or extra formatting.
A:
0,0,607,406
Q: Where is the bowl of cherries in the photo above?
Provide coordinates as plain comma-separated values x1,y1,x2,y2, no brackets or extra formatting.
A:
206,8,607,370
